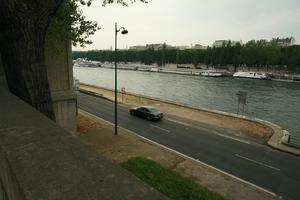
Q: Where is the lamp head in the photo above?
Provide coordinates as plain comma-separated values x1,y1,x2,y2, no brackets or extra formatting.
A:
121,29,128,35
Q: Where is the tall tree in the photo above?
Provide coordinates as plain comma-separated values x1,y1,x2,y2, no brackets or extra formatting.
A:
0,0,64,121
0,0,147,121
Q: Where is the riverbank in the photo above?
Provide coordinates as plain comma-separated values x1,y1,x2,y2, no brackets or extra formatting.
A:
74,61,300,82
78,83,300,156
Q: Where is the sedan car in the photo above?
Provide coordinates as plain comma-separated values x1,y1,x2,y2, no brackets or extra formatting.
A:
129,106,163,121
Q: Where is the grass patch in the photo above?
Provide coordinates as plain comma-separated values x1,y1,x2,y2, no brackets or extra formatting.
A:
121,157,226,200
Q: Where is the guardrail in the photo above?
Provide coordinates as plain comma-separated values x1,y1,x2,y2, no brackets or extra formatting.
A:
288,135,300,146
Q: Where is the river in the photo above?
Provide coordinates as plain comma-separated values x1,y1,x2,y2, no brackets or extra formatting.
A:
74,66,300,138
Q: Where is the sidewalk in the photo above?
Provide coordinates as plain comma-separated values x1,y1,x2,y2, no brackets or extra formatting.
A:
79,83,300,156
77,110,278,200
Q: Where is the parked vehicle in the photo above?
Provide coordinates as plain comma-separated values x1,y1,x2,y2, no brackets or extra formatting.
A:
130,106,163,121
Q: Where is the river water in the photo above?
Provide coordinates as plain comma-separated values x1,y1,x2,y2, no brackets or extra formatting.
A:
74,66,300,137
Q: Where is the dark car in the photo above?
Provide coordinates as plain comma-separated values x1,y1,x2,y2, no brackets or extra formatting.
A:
130,106,163,121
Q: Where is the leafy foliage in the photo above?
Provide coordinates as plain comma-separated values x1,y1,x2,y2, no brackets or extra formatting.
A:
48,0,148,47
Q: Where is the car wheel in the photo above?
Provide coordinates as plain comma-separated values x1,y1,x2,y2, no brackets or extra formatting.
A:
147,116,151,121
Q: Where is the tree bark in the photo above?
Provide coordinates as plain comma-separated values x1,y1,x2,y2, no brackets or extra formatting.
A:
0,0,63,121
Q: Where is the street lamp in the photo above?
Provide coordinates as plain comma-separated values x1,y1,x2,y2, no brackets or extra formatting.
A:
115,23,128,135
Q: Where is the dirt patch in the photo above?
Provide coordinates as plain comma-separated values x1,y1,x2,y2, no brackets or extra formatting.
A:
77,113,104,134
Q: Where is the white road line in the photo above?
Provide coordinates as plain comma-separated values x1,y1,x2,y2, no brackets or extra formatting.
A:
79,110,277,197
167,117,251,145
166,117,219,134
166,118,191,127
217,133,251,144
150,125,170,133
235,154,281,171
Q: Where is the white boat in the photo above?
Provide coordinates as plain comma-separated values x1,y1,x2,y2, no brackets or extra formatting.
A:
73,60,100,68
233,72,269,80
200,71,223,77
150,68,159,72
192,71,201,76
160,69,192,75
137,67,151,72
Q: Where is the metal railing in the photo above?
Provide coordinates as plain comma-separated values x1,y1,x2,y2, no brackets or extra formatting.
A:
288,135,300,146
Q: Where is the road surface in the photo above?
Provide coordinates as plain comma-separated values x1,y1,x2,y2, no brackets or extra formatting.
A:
77,92,300,200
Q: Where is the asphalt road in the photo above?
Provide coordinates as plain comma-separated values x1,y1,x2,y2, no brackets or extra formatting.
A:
77,92,300,200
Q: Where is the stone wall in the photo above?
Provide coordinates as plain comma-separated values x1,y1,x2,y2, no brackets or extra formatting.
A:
0,87,165,200
0,40,76,133
45,40,76,132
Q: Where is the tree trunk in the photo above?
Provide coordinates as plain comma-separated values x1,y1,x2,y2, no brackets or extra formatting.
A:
0,0,63,121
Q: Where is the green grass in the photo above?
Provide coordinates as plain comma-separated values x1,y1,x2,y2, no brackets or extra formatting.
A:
121,157,226,200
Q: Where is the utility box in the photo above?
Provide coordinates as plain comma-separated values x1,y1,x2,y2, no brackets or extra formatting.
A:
281,130,290,143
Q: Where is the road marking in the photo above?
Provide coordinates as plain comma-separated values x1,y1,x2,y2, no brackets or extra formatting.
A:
79,109,277,197
167,118,251,145
166,117,219,134
150,125,170,133
217,133,251,144
235,154,280,171
166,118,191,127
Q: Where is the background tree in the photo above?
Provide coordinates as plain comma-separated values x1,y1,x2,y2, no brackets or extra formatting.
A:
73,41,300,72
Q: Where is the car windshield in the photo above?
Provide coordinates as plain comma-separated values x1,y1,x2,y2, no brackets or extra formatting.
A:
148,108,159,113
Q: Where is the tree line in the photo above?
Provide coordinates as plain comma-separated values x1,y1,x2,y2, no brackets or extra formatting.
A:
73,40,300,73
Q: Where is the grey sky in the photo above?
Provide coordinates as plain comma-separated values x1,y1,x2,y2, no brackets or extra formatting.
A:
72,0,300,50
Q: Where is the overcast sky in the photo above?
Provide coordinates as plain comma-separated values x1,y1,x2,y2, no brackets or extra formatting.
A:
72,0,300,51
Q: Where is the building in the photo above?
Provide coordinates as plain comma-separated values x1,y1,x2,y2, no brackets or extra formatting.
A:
174,44,207,50
130,43,177,51
146,43,176,50
176,45,190,50
212,40,242,48
271,37,295,47
146,43,163,50
129,45,147,51
192,44,207,49
213,40,227,48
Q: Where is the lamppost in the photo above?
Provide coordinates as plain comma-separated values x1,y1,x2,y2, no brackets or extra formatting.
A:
115,23,128,135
